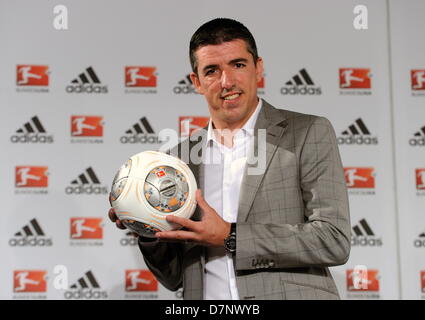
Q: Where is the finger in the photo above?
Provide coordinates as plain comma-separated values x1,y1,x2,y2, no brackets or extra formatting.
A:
108,208,117,222
195,189,212,212
156,230,199,242
166,215,198,230
116,219,127,230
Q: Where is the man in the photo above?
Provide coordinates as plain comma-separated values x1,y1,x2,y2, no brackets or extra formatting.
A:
109,18,351,300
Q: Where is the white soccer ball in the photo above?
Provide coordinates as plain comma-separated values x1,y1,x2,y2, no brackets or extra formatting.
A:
110,150,197,238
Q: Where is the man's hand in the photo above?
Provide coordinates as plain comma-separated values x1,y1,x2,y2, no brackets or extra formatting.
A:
155,189,231,247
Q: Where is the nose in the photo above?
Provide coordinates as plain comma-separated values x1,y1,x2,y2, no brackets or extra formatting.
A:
220,69,236,89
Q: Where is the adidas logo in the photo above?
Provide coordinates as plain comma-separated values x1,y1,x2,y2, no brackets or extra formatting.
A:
10,116,53,144
410,125,425,146
414,230,425,248
351,219,382,247
120,117,163,144
66,66,108,94
65,167,108,195
9,218,52,247
280,68,322,95
120,231,138,246
65,271,107,299
173,74,196,94
338,118,378,145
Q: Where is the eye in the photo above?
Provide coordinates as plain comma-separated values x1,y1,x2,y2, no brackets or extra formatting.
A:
205,69,216,76
235,63,245,68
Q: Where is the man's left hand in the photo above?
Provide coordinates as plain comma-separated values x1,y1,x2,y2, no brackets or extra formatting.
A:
155,189,231,247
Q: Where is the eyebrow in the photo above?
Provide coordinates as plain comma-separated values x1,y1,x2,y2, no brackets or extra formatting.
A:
201,58,249,74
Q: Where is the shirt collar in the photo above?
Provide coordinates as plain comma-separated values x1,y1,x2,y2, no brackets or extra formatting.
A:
206,98,263,144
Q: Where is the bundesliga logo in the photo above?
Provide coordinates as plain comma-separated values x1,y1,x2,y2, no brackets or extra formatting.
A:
16,65,49,86
344,167,375,189
70,218,103,240
125,270,158,292
179,116,209,137
15,166,48,188
71,116,103,137
10,116,54,144
66,66,108,94
125,66,157,87
339,68,371,89
13,270,47,293
411,70,425,91
346,268,380,292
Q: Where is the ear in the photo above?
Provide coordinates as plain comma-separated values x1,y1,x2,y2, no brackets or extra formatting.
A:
255,57,264,83
190,72,204,95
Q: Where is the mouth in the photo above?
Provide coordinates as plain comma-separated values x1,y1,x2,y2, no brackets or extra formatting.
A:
221,92,242,101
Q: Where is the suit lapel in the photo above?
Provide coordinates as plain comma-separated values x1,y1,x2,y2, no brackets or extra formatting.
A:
237,100,288,223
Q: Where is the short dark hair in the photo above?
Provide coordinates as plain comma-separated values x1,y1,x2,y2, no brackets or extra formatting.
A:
189,18,258,74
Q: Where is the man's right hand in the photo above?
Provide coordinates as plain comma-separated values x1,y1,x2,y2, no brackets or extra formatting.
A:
108,207,127,230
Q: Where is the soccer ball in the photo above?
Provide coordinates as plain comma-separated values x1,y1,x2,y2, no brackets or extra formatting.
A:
110,150,197,238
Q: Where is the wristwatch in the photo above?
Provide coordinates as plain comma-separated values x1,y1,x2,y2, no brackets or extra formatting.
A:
224,223,237,253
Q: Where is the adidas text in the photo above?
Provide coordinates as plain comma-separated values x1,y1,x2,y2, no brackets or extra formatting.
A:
10,134,54,144
66,84,108,94
409,137,425,146
280,86,322,95
9,237,53,247
351,236,382,247
338,136,378,145
120,134,164,144
65,185,108,195
64,289,108,300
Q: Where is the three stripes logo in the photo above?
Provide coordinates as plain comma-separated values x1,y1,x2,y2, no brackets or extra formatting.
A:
409,125,425,146
173,74,196,94
120,117,163,144
351,219,382,247
338,118,378,145
280,68,322,95
413,230,425,248
9,218,53,247
66,66,108,94
120,231,139,246
10,116,53,143
65,167,108,195
64,271,108,299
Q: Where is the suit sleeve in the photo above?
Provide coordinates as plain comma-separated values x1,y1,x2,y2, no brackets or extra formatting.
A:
235,116,351,270
138,239,183,291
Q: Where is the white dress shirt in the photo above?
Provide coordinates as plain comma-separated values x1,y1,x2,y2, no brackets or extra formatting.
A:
203,99,262,300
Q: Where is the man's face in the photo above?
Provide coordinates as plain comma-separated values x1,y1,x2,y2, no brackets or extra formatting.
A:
190,39,263,129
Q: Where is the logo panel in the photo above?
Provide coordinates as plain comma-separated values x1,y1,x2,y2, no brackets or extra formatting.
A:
344,167,375,188
416,169,425,190
13,270,47,292
179,116,209,137
347,269,380,292
125,270,158,292
411,70,425,90
125,66,157,87
339,68,371,89
15,166,48,188
70,218,103,239
16,65,49,86
71,116,103,137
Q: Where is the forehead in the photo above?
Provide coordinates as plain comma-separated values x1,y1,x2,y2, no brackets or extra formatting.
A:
194,39,252,66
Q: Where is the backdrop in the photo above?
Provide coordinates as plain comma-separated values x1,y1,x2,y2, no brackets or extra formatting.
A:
0,0,424,300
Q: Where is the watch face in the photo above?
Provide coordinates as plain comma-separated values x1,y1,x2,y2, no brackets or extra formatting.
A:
226,236,236,252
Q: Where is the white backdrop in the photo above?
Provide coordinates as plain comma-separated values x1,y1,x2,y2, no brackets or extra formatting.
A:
0,0,423,300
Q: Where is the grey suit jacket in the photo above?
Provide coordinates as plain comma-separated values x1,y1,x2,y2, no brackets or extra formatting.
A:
139,99,351,300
